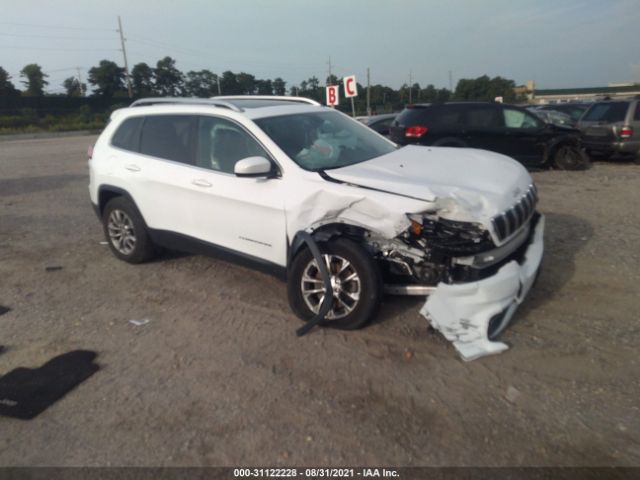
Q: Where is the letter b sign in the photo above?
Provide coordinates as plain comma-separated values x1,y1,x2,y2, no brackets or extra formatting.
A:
326,85,339,106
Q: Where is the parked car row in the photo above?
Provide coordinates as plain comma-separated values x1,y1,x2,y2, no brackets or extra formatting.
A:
358,97,639,169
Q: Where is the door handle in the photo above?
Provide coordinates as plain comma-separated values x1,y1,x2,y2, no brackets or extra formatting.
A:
191,179,212,188
125,164,141,172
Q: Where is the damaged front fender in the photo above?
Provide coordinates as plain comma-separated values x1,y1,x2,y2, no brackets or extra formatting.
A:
420,214,545,361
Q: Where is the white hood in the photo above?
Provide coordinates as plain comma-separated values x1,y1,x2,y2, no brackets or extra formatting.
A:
328,145,533,223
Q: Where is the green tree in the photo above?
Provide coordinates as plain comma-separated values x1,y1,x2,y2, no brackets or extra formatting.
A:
272,77,286,96
420,84,451,103
185,70,219,97
88,60,126,97
20,63,48,96
62,76,86,97
220,71,240,94
131,62,155,97
296,76,322,102
453,75,517,102
154,57,184,96
255,79,273,95
236,72,256,94
0,67,19,96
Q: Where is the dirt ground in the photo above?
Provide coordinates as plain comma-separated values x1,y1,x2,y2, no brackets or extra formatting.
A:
0,135,638,467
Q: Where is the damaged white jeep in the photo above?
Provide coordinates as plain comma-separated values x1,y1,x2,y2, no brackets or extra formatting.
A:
89,96,544,360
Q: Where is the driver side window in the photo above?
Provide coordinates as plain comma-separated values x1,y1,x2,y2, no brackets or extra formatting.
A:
503,108,542,129
196,116,268,174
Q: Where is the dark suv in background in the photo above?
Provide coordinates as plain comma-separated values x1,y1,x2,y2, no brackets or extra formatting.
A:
578,98,640,162
389,102,589,170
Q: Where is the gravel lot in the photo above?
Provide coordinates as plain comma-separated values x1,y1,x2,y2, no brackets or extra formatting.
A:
0,135,639,467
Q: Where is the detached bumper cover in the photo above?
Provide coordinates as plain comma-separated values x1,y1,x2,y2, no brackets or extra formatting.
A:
420,215,545,361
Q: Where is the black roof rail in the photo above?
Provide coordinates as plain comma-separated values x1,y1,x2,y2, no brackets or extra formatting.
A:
130,97,243,112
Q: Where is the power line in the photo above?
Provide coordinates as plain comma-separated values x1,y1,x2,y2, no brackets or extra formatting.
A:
0,45,118,52
0,32,115,41
0,21,114,31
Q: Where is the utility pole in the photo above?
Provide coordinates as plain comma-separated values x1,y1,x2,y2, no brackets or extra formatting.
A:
408,70,413,104
326,56,334,108
217,75,222,95
76,67,84,97
366,67,371,117
117,15,133,98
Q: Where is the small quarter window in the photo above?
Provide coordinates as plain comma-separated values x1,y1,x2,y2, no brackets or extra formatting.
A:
111,117,143,152
634,102,640,121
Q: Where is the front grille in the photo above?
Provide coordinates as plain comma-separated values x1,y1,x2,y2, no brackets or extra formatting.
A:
491,184,538,242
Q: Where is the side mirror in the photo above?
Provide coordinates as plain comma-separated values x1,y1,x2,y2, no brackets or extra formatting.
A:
234,156,273,178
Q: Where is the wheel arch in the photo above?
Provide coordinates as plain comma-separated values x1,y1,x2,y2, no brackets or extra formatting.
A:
97,185,144,219
288,222,375,269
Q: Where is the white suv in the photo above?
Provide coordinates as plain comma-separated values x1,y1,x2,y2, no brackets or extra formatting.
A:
89,96,544,359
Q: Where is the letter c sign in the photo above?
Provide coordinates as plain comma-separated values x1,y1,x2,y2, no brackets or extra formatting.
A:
343,75,358,98
326,85,339,106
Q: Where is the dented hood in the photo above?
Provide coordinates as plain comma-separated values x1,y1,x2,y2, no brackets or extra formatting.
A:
327,145,532,222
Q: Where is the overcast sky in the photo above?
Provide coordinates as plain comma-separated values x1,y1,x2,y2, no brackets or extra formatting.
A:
1,0,638,94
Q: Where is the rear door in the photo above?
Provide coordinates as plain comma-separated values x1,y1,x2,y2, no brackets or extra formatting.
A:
461,104,504,151
127,114,198,235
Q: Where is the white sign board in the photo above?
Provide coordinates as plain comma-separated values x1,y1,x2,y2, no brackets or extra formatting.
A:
326,85,339,106
494,96,504,103
343,75,358,98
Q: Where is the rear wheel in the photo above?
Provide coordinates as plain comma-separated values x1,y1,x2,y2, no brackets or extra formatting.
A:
288,238,382,330
553,145,591,170
102,197,156,264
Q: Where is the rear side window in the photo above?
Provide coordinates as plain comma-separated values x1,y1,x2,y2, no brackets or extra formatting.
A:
582,102,629,122
111,117,143,152
634,102,640,121
139,115,195,164
465,106,501,128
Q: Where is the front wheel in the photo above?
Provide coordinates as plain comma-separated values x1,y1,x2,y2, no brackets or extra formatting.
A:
553,145,591,170
288,238,382,330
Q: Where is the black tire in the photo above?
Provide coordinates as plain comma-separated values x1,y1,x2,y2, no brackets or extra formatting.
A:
288,238,382,330
553,145,591,170
102,196,156,264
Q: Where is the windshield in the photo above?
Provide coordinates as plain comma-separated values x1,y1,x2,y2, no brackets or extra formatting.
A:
255,111,397,170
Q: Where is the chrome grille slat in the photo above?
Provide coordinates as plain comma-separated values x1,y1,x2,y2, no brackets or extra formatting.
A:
491,184,538,242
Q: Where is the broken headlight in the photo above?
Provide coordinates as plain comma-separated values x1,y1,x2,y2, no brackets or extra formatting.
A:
407,214,494,255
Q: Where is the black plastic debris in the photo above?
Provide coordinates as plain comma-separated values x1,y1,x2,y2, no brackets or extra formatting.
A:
0,350,99,420
0,305,10,316
44,266,63,272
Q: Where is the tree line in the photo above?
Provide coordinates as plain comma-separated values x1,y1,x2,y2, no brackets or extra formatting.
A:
0,56,524,113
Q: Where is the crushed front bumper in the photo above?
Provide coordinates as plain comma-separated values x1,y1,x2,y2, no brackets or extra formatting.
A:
420,214,545,361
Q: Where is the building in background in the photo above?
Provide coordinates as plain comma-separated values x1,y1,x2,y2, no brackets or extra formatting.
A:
516,80,640,104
